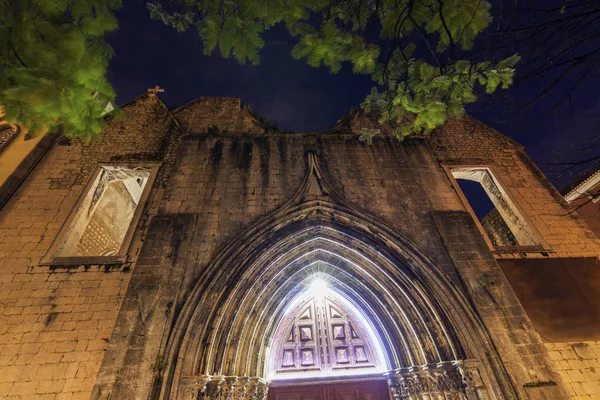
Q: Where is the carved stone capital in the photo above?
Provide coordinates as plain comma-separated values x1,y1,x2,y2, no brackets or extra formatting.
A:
386,371,409,399
386,363,468,400
192,375,269,400
186,375,211,400
248,377,269,400
386,369,428,399
219,376,238,400
233,377,250,400
458,361,485,389
442,366,468,393
206,376,226,400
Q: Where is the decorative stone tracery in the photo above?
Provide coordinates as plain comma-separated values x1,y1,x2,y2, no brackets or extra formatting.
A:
186,375,269,400
0,123,19,154
386,362,485,400
184,366,486,400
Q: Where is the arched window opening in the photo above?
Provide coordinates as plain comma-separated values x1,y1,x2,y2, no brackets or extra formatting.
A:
268,277,386,380
451,167,540,247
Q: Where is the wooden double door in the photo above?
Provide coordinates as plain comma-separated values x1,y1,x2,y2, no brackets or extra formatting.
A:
268,380,390,400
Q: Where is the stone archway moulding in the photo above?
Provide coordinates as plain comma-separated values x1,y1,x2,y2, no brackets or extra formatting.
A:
156,152,518,400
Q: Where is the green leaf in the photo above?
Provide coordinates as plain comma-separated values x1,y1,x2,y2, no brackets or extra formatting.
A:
0,0,121,139
145,0,517,141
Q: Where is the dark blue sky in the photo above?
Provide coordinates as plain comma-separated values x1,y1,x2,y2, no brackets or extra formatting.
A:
106,1,373,133
106,0,600,188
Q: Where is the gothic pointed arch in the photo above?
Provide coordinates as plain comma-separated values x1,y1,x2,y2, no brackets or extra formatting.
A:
157,152,517,400
268,279,386,379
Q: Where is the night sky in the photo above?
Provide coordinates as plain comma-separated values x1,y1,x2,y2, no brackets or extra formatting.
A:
106,0,600,194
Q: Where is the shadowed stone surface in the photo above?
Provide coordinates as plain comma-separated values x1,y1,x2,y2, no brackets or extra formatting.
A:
0,95,598,399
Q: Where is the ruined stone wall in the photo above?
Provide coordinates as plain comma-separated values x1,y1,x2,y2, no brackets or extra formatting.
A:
480,208,518,246
316,136,464,260
429,116,600,259
432,212,570,399
94,132,478,399
2,96,597,399
313,134,571,397
94,113,569,399
428,116,600,399
544,341,600,399
0,95,179,399
173,97,267,135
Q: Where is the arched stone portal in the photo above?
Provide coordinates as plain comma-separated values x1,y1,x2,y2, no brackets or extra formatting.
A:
158,153,517,400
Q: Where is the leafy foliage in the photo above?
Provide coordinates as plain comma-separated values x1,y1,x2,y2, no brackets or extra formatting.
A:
0,0,122,139
148,0,520,140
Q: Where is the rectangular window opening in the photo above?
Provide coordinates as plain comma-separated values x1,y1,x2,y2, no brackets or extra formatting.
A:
451,167,540,247
54,166,151,258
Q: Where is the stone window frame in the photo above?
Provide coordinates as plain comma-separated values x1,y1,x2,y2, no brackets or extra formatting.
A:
40,161,160,266
443,164,548,253
0,123,20,154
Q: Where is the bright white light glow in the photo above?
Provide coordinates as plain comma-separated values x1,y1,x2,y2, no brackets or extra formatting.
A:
308,278,328,293
269,274,387,380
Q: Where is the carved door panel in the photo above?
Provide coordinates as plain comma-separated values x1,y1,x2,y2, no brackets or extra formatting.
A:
271,292,381,378
279,301,322,372
323,298,376,372
269,381,389,400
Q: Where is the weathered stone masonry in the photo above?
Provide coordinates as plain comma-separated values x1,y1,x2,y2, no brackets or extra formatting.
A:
0,94,598,399
0,94,181,399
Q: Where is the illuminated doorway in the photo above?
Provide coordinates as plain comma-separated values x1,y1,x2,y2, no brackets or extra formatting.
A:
268,277,390,400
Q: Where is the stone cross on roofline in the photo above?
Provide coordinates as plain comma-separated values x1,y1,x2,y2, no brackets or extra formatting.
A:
147,85,165,97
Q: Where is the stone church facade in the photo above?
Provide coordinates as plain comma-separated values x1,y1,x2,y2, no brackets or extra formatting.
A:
0,92,599,399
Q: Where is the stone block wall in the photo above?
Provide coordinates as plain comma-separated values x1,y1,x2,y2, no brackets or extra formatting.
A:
480,208,518,246
316,136,465,258
94,108,579,398
0,94,179,399
429,116,600,398
2,95,599,399
173,97,267,134
432,211,570,399
544,341,600,399
93,131,479,398
429,116,600,259
0,266,128,399
158,133,465,270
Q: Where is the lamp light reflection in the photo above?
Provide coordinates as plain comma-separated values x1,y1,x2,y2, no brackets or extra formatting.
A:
308,278,328,293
